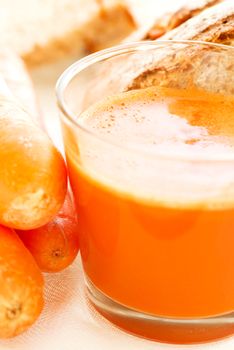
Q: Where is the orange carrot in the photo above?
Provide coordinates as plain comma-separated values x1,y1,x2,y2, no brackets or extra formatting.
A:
18,193,79,272
0,69,67,230
1,50,80,271
0,49,40,122
0,225,44,338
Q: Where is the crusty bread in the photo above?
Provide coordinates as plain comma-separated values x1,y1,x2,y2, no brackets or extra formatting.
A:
162,0,234,44
126,1,234,94
144,0,224,40
126,0,226,42
79,0,234,108
0,0,135,66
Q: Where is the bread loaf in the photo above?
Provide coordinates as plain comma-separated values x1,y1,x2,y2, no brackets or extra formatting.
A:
145,0,225,40
80,1,234,107
0,0,135,66
126,1,234,94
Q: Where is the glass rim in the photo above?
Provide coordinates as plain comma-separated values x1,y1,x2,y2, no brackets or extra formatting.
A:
56,40,234,163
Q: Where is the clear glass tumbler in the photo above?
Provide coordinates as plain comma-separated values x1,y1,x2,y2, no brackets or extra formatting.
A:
57,41,234,344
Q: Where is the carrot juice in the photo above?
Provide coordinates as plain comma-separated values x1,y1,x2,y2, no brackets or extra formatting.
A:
64,86,234,341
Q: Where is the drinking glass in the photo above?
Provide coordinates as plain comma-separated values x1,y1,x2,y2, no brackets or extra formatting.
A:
56,41,234,344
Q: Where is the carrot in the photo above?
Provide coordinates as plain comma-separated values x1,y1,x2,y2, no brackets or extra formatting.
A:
0,67,67,230
0,225,44,338
1,50,80,271
0,49,40,124
18,193,79,272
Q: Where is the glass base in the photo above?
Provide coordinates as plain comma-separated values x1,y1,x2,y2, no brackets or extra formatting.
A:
86,278,234,344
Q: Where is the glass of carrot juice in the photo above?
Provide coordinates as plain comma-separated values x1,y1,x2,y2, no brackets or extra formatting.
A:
57,41,234,344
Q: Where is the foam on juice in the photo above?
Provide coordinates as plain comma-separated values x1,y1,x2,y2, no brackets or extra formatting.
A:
73,87,234,208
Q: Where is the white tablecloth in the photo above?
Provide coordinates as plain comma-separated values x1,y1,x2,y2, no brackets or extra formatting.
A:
1,257,234,350
1,1,233,349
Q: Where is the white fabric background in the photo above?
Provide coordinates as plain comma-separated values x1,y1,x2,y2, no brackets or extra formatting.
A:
1,1,233,349
1,257,234,350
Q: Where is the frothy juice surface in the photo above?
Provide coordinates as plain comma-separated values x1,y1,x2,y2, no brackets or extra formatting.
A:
66,87,234,318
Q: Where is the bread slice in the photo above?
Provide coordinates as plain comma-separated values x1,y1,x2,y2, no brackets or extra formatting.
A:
126,1,234,94
0,0,135,66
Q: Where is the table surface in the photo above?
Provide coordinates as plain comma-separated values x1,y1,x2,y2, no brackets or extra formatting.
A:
1,1,234,349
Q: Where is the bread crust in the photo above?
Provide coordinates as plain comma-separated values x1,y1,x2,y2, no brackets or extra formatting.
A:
126,1,234,94
18,2,135,66
82,1,234,104
145,0,225,40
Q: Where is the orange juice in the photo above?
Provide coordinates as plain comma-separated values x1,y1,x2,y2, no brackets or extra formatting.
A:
65,87,234,339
